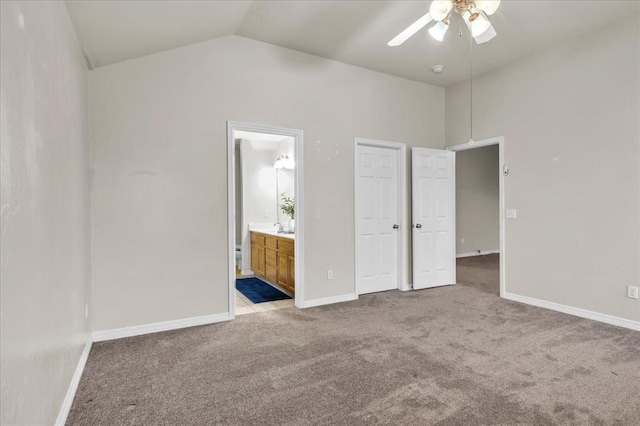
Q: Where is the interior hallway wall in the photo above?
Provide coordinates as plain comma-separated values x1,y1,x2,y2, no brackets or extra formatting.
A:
456,145,499,255
89,35,445,331
446,17,640,322
0,2,90,424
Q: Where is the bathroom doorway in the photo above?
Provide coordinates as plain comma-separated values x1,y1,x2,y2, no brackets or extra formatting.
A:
227,122,304,318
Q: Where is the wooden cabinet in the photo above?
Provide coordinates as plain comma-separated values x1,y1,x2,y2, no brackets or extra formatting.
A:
250,231,295,296
265,247,278,283
250,244,265,277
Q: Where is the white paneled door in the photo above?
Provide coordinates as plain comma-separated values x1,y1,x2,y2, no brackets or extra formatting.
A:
412,148,456,290
356,145,399,294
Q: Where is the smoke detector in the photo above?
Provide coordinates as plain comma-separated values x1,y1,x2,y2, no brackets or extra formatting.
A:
431,65,445,74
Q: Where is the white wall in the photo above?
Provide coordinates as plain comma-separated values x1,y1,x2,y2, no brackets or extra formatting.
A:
446,17,640,322
0,2,90,424
89,35,445,331
456,145,499,255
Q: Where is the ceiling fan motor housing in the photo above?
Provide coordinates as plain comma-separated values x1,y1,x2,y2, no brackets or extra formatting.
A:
454,0,474,14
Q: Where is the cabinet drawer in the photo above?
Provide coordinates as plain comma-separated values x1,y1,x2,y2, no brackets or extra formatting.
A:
250,233,265,245
265,248,277,267
265,236,278,250
278,239,294,255
266,265,278,283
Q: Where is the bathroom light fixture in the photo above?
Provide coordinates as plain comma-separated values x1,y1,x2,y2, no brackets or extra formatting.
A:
274,156,284,169
387,0,500,46
274,155,294,170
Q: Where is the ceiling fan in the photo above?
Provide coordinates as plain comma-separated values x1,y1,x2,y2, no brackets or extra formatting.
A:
388,0,500,47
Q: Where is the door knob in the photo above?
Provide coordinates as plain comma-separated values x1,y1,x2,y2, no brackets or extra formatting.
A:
393,224,399,229
415,223,422,229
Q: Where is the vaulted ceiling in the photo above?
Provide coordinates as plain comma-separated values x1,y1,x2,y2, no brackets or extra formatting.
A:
66,1,638,87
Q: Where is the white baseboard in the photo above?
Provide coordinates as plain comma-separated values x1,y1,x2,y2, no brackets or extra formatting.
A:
55,340,92,426
302,293,358,308
92,312,231,342
457,250,500,258
503,292,640,331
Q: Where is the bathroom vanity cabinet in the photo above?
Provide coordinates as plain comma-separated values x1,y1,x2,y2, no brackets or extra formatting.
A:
250,231,295,295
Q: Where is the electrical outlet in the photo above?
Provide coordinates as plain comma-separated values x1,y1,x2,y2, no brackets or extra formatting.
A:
506,209,517,219
627,286,639,300
263,209,269,218
461,238,465,245
327,270,333,280
85,303,89,319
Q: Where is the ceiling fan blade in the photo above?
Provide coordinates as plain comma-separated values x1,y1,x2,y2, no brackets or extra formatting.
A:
387,12,433,47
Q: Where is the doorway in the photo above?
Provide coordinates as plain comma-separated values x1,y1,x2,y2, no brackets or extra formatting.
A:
448,137,505,297
227,122,304,318
354,138,408,294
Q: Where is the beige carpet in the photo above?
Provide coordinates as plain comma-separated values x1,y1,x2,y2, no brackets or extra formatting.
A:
68,258,640,425
457,253,500,296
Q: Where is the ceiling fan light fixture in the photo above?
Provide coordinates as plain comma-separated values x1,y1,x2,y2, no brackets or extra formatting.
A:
428,19,450,42
387,0,499,48
474,0,501,16
463,9,491,38
429,0,453,22
473,22,497,44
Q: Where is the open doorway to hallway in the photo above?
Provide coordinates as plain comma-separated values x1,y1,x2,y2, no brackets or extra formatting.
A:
453,143,502,296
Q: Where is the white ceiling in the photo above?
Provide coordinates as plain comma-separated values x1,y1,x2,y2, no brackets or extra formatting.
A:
66,1,639,87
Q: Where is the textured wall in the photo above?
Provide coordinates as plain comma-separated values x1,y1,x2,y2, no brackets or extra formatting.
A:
0,2,90,424
456,145,500,255
89,35,445,331
446,17,640,322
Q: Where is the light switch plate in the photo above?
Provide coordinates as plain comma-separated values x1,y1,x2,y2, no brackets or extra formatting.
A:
506,209,517,219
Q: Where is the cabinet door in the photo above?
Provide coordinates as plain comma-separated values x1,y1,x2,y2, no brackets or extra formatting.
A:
277,252,289,287
265,248,277,267
266,265,278,283
251,244,259,274
252,244,265,277
258,246,266,276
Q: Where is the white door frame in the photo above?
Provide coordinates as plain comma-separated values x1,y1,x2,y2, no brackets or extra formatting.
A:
354,138,409,293
227,121,305,318
447,136,506,298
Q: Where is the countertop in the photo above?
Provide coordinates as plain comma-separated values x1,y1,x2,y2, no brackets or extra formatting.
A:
250,228,295,241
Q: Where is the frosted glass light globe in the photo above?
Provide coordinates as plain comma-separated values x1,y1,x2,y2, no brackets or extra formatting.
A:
475,0,501,16
429,0,453,21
